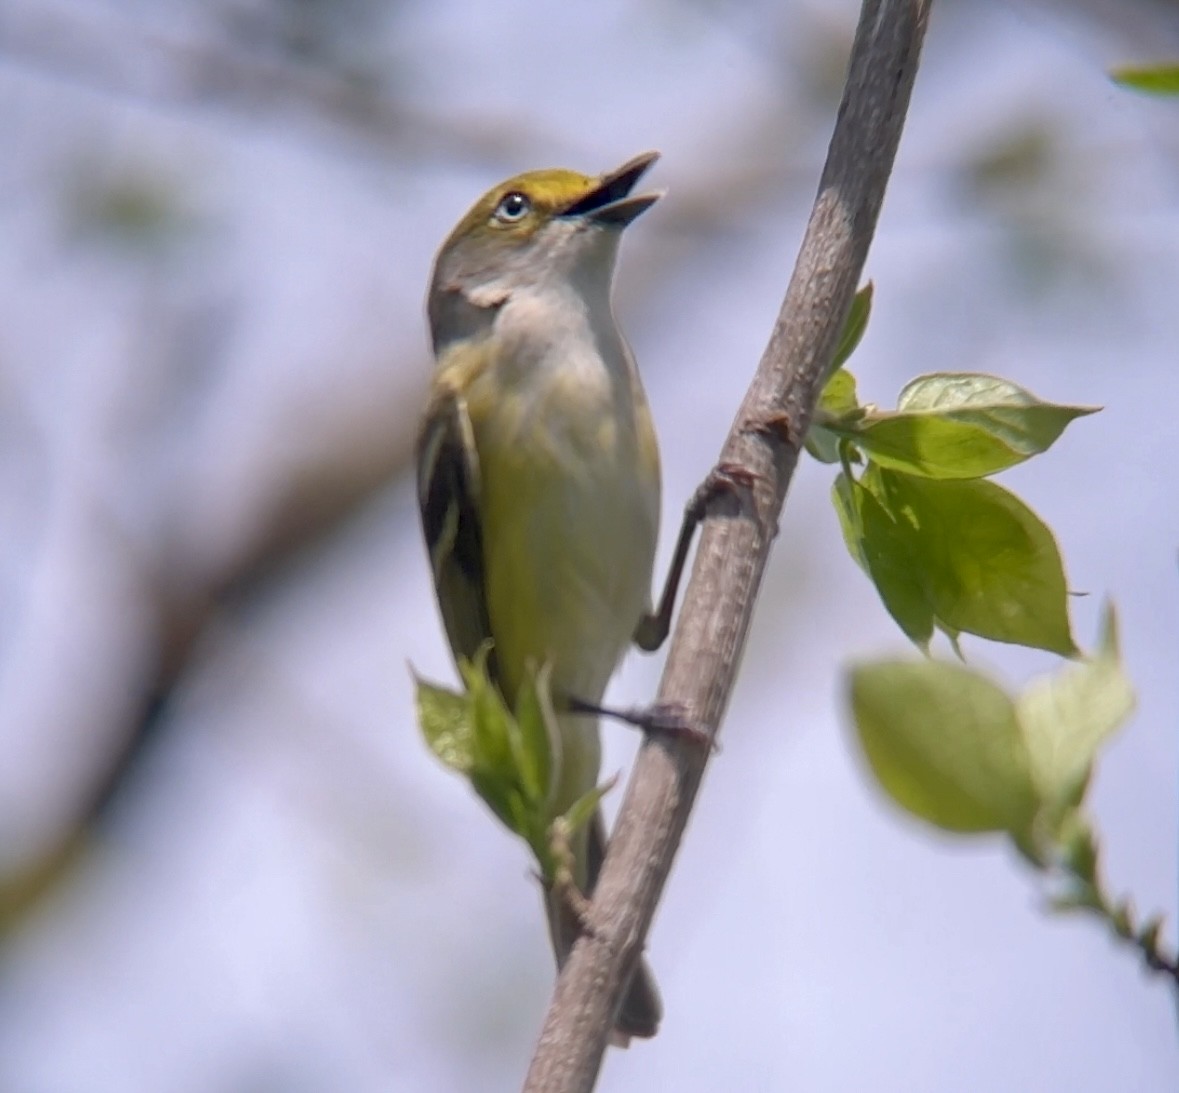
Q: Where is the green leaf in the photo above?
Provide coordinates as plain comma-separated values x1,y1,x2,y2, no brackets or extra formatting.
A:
831,282,873,373
832,471,869,573
1017,604,1135,824
897,375,1098,459
414,653,586,874
415,674,475,773
867,469,1078,655
836,471,934,649
440,651,548,847
469,772,529,841
463,652,517,792
1111,64,1179,96
807,369,861,463
839,374,1096,480
510,661,555,807
848,659,1038,836
805,425,842,464
561,772,620,838
811,283,873,462
467,679,529,836
820,368,860,417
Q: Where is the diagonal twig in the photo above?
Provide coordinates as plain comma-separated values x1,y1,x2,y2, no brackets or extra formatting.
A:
523,2,935,1089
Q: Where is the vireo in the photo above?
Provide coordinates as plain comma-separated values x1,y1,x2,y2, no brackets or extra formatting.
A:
417,152,667,1040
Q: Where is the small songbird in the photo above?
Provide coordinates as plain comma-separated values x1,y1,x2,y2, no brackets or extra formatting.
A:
416,152,665,1039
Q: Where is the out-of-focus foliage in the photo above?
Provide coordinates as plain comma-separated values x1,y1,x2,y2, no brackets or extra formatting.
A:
848,607,1177,989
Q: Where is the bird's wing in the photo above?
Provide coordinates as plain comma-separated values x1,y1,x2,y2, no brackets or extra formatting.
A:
416,385,495,674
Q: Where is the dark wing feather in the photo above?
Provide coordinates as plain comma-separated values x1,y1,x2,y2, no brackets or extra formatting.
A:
416,388,496,676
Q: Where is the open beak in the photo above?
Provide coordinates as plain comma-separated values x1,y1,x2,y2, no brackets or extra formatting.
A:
561,151,662,227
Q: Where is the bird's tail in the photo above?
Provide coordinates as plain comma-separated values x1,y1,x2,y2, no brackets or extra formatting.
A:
544,808,662,1046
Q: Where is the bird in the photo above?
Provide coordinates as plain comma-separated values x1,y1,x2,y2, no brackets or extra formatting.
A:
416,151,667,1041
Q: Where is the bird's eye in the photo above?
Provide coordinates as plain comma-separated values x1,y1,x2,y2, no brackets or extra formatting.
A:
493,191,531,223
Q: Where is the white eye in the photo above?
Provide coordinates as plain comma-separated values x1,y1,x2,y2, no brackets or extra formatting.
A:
494,191,531,223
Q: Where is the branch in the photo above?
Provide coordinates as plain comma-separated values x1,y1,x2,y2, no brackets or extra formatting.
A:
522,1,934,1088
1,0,539,164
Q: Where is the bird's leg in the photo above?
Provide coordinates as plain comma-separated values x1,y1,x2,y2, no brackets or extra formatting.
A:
566,695,713,750
572,463,758,750
632,461,758,653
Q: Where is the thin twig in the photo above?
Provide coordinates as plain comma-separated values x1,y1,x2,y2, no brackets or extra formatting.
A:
522,2,934,1089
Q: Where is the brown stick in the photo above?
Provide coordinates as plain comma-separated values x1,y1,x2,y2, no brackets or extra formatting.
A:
522,2,935,1089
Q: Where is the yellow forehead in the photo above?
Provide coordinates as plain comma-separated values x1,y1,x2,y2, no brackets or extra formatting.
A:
490,168,597,210
445,168,598,246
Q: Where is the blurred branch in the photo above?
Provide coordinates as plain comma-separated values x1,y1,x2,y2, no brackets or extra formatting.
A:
0,0,538,164
523,0,933,1087
0,343,419,935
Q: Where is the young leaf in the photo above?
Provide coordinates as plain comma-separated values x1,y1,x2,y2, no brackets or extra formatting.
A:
561,772,620,838
469,771,530,843
510,661,556,808
821,368,860,417
415,655,608,877
463,652,517,790
838,374,1096,480
898,373,1097,457
805,425,843,465
830,282,874,373
807,369,861,463
415,674,475,773
869,469,1077,656
835,471,934,649
850,411,1023,479
832,471,869,573
415,652,549,853
848,659,1038,837
1017,604,1135,825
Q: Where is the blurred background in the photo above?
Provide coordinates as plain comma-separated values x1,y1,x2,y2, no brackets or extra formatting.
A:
1,0,1177,1089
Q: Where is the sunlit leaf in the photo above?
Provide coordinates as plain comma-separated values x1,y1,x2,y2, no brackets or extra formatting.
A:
832,471,869,573
561,773,620,837
868,469,1077,655
830,282,874,373
820,368,860,417
511,661,555,807
849,659,1037,837
418,651,569,860
805,425,843,464
807,369,861,463
463,651,517,790
415,675,474,773
839,374,1096,479
837,471,934,649
1017,604,1135,826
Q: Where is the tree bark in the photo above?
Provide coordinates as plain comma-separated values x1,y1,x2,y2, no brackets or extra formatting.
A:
522,1,935,1090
